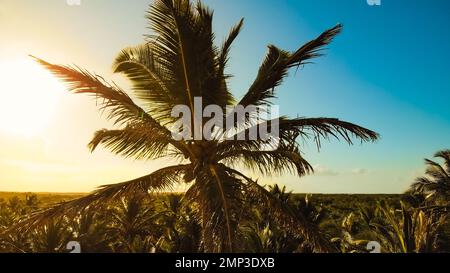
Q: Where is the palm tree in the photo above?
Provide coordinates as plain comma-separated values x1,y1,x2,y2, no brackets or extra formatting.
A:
106,195,161,253
20,0,378,252
70,208,113,253
409,150,450,203
0,197,33,253
242,186,326,253
31,218,70,253
159,194,202,252
361,202,446,253
331,213,370,253
242,185,300,253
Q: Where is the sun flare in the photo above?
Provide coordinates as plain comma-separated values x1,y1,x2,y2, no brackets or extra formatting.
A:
0,57,63,137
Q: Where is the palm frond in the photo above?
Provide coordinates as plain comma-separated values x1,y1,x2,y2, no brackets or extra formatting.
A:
9,164,191,232
434,150,450,166
113,44,181,121
410,177,435,195
220,148,313,177
219,117,379,154
217,18,243,77
227,167,335,253
32,55,192,158
279,117,379,148
88,123,182,160
238,24,342,108
212,18,244,107
147,0,229,109
32,56,149,125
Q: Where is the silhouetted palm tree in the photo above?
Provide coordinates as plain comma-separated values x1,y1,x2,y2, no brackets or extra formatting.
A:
242,185,300,253
266,185,329,252
159,194,202,252
23,0,378,252
409,150,450,203
106,195,161,253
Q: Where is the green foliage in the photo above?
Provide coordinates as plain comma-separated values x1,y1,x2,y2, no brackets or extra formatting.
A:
0,190,449,253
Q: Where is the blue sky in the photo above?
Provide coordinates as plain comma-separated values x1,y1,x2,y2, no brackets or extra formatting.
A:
205,0,450,193
0,0,449,193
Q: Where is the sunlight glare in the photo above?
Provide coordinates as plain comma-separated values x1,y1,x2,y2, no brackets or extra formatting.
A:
0,57,63,137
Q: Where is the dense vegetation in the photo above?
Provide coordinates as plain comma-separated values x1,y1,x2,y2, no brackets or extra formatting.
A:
1,149,449,252
0,183,449,253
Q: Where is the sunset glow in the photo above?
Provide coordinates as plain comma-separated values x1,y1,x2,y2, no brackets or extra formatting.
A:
0,57,63,137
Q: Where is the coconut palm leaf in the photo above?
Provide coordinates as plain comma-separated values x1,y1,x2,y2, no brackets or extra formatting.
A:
31,57,157,126
147,0,234,110
113,44,181,121
217,117,378,159
9,164,191,232
88,123,183,160
32,56,193,158
220,149,313,177
217,18,244,80
226,167,334,253
238,24,342,108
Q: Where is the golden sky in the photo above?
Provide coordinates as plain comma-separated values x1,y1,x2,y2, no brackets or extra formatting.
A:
0,0,174,192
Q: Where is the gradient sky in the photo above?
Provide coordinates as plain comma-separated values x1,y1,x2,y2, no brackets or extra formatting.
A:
0,0,449,193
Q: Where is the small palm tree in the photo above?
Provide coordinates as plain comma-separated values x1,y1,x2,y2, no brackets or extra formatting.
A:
31,218,70,253
21,0,378,252
242,224,279,253
70,208,113,253
159,194,202,252
331,213,370,253
409,150,450,203
243,187,326,253
364,202,446,253
107,195,161,253
242,186,299,253
0,198,32,253
25,195,40,211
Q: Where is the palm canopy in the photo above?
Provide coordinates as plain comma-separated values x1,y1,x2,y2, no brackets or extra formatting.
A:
410,150,450,202
17,0,378,252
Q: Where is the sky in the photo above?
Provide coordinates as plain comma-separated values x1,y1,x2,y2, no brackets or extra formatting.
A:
0,0,449,193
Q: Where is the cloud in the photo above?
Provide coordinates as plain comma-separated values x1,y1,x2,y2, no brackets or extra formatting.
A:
311,165,369,176
351,168,368,175
312,165,340,176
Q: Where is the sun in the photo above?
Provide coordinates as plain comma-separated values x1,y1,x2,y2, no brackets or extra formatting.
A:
0,57,64,137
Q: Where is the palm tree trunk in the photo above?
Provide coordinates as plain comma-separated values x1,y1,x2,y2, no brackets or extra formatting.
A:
210,165,233,252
